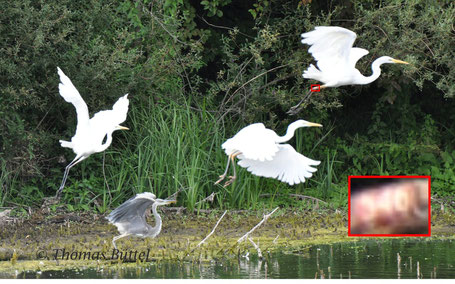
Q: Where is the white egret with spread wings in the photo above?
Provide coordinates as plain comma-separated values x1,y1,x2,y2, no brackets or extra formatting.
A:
215,120,322,187
56,67,129,198
288,26,409,114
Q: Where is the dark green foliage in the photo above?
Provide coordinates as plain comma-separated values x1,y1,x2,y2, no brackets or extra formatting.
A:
1,0,454,210
0,0,205,206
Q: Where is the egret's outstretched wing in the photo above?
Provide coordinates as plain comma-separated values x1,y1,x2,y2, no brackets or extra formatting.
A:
301,26,357,72
106,192,155,234
222,123,280,161
89,94,129,134
349,47,369,68
237,144,320,185
57,67,89,132
111,94,129,124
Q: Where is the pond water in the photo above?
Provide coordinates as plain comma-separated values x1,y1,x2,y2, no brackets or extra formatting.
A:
12,239,455,279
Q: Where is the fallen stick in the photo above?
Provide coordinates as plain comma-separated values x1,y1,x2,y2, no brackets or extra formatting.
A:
195,192,216,205
237,207,279,243
273,235,279,244
162,207,249,214
194,210,228,249
248,237,263,259
259,193,327,204
166,187,188,200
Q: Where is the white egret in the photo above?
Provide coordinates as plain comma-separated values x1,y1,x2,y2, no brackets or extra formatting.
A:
215,120,322,187
55,67,129,198
288,26,409,114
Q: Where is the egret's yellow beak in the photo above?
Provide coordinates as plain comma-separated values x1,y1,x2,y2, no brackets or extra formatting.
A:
391,59,410,65
307,122,323,127
117,125,129,130
165,199,177,205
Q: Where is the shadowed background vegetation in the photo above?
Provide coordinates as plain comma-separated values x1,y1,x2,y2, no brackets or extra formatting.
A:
1,0,454,213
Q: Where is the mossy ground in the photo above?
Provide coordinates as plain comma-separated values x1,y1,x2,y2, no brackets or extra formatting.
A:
1,207,454,276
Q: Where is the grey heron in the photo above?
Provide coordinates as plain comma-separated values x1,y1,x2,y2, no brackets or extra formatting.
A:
106,192,176,249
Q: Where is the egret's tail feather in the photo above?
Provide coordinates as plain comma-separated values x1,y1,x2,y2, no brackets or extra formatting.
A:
302,64,323,81
59,140,73,148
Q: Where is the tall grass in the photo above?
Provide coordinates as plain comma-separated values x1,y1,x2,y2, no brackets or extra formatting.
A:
1,101,331,211
103,100,225,210
0,160,12,207
0,159,21,207
101,102,327,210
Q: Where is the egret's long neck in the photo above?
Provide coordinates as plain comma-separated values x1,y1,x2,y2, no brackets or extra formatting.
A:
358,57,386,85
149,203,162,237
97,132,113,153
276,122,302,143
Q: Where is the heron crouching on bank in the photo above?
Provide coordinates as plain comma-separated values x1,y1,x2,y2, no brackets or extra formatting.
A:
106,192,176,249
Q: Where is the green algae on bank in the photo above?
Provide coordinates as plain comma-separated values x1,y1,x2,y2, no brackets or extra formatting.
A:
1,208,455,275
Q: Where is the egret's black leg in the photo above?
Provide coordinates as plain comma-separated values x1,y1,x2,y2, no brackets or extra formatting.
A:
55,156,86,198
287,89,313,115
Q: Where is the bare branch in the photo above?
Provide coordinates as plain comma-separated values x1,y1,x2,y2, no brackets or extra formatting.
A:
194,210,227,249
148,6,188,46
218,65,290,122
230,64,289,98
248,237,263,259
195,192,216,205
198,16,254,39
273,235,279,244
259,193,327,204
237,207,279,243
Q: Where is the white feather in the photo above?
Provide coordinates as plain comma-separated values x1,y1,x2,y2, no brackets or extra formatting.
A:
57,67,90,136
219,120,322,186
238,144,320,185
55,67,130,196
222,123,280,161
300,26,407,88
57,68,129,156
301,26,357,73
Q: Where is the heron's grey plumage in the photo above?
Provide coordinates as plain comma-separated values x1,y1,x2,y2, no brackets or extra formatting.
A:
106,192,175,249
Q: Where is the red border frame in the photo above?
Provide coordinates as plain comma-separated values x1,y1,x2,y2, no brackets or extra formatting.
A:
348,175,431,237
310,84,321,92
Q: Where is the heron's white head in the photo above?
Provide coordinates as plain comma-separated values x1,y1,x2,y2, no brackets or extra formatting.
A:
378,56,409,65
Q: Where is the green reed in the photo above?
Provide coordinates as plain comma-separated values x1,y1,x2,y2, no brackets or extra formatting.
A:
100,101,327,210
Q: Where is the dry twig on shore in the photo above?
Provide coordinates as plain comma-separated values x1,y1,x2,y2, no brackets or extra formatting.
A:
237,207,279,243
192,210,228,251
248,237,263,259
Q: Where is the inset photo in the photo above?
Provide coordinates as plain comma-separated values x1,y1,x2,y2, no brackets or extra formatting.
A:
348,176,430,237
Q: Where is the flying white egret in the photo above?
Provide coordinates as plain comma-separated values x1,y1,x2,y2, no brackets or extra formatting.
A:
215,120,322,187
55,67,129,198
288,26,409,114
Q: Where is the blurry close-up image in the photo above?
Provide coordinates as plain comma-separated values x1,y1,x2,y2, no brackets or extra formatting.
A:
349,177,429,236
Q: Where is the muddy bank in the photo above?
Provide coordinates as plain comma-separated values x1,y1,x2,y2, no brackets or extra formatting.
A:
0,207,454,275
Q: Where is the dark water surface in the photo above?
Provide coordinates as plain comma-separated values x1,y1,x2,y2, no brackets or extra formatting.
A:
13,239,455,279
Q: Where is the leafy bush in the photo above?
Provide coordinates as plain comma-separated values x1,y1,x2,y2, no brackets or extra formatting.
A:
1,0,454,210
